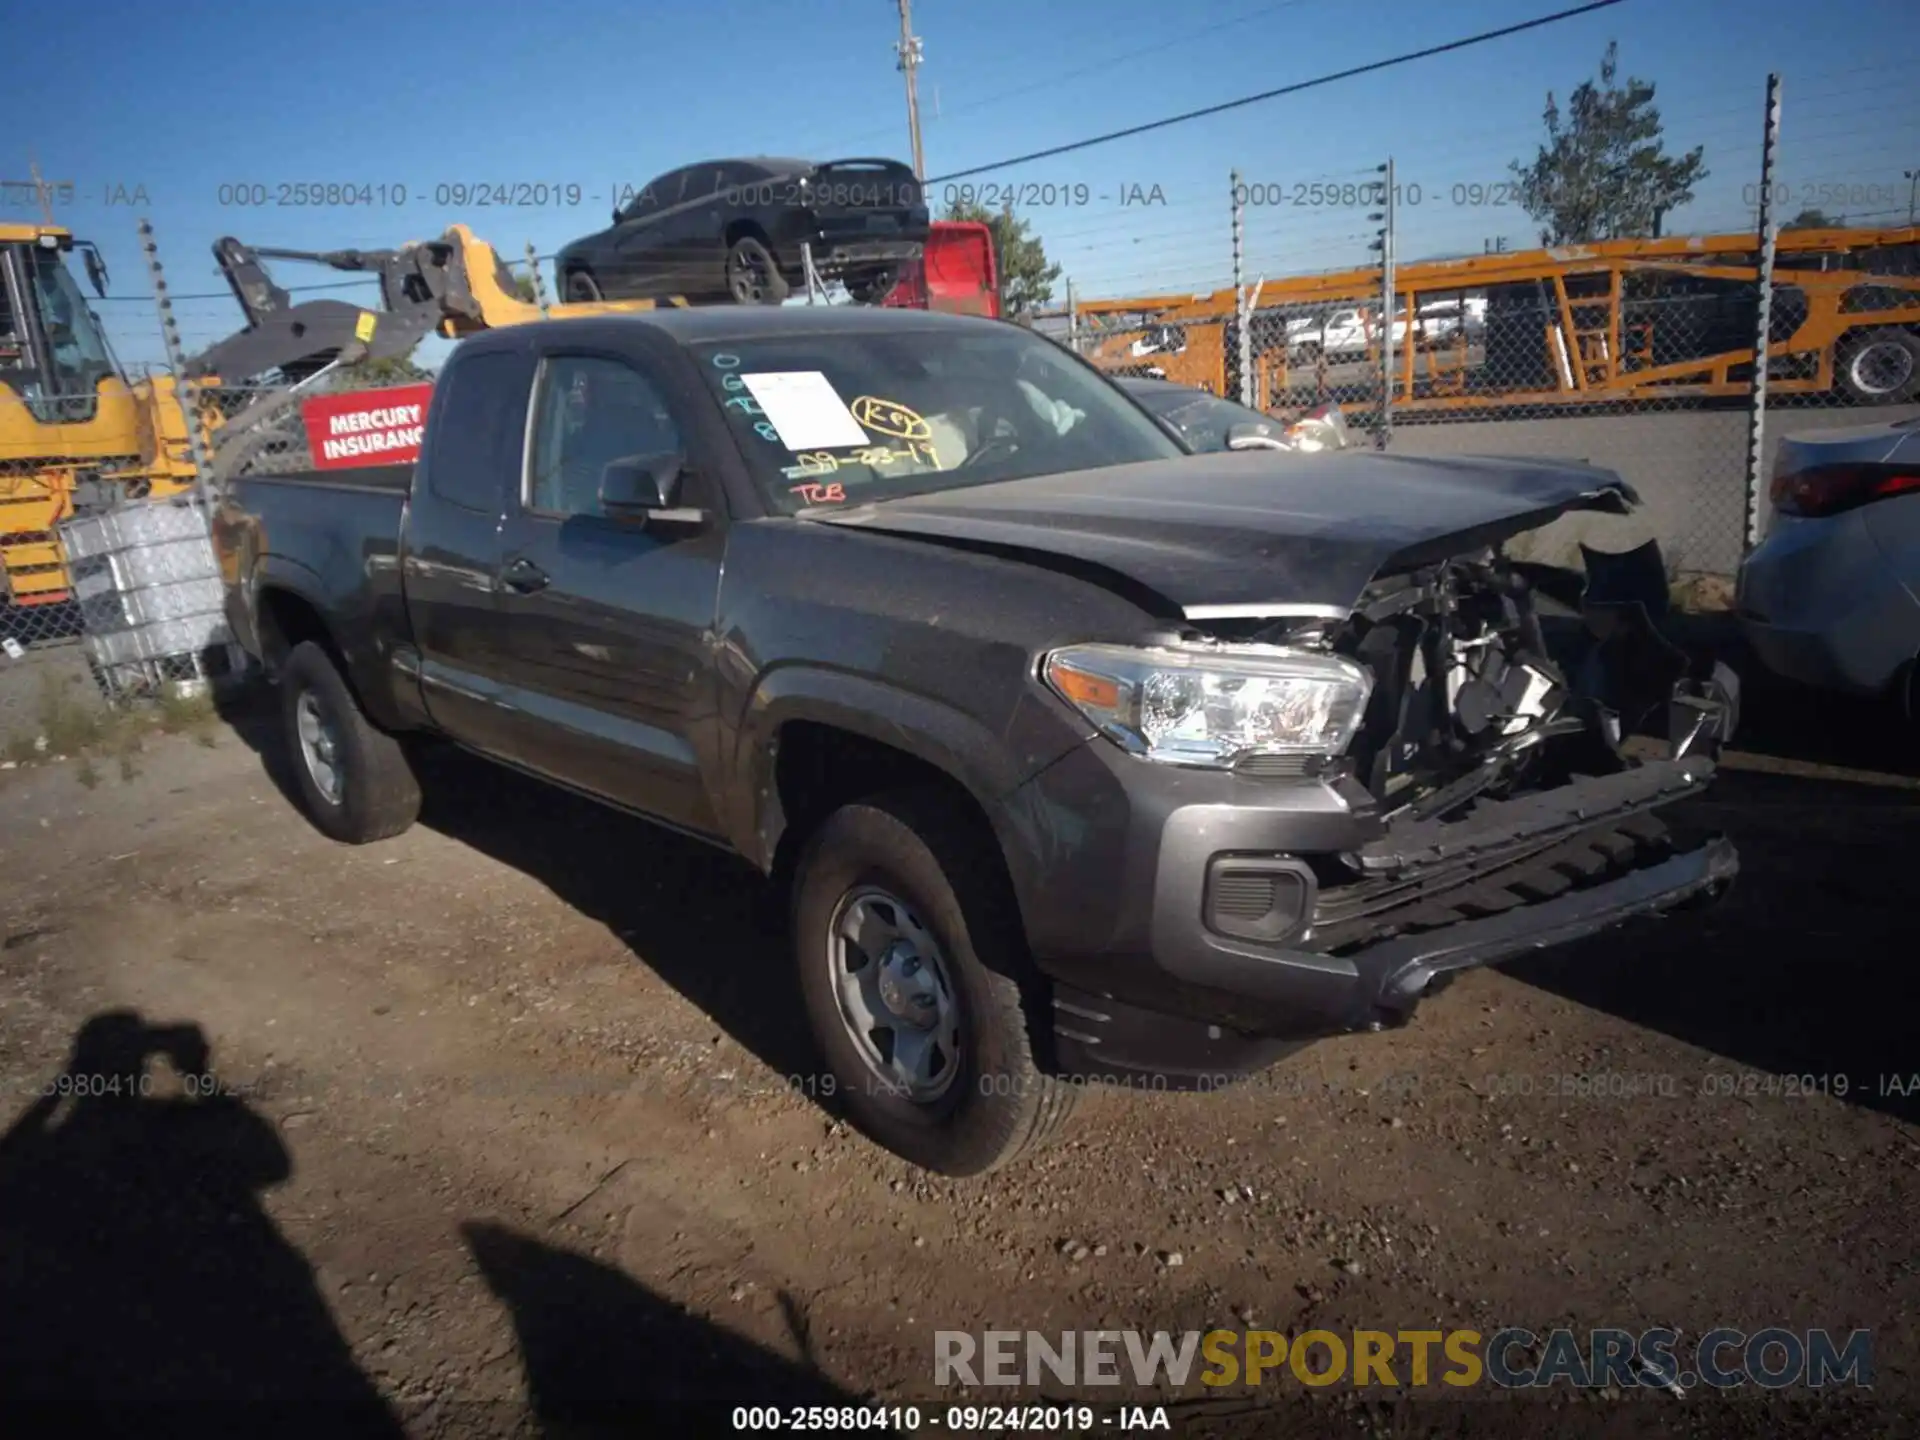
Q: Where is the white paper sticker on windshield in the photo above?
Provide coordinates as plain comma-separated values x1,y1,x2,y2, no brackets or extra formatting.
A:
740,372,871,450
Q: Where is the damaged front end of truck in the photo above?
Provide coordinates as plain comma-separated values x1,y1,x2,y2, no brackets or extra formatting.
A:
1205,532,1742,1031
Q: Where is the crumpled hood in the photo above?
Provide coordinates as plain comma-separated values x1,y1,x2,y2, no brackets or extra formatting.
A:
811,449,1637,618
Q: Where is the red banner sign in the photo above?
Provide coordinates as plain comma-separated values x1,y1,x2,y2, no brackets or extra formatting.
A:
300,382,435,470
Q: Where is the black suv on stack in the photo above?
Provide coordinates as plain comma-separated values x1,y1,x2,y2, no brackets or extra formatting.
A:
555,156,929,307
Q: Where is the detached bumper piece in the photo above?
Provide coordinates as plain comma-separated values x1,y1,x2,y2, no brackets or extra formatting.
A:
1136,759,1737,1045
1316,758,1720,953
1320,758,1737,1027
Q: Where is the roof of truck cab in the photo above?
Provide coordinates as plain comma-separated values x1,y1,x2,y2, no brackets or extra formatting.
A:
516,305,1008,346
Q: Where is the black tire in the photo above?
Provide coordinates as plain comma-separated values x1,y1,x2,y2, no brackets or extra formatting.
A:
842,265,900,304
1835,328,1920,404
792,789,1077,1176
726,235,790,305
565,268,603,303
279,640,421,845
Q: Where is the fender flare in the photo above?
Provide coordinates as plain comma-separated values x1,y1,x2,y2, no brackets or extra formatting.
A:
729,665,1045,874
251,557,406,731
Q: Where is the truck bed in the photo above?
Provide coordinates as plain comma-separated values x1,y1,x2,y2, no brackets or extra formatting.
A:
234,463,414,494
217,466,413,696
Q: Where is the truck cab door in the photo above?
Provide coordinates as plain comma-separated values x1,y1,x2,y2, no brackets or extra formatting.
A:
400,344,533,755
490,348,727,838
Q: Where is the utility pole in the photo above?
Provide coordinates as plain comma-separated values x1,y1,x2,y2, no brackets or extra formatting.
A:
895,0,927,182
1906,169,1918,227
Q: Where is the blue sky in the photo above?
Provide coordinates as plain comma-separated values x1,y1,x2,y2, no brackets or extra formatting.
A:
13,0,1917,369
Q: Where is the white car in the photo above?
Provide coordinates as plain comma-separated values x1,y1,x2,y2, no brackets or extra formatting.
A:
1285,306,1411,359
1736,415,1920,712
1413,297,1487,342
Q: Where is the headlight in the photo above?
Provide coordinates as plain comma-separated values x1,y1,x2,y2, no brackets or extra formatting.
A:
1042,642,1373,768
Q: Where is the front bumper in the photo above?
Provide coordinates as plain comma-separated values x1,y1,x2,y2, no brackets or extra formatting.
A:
1003,741,1738,1086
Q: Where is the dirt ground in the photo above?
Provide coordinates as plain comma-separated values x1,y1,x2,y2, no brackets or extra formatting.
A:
0,648,1913,1439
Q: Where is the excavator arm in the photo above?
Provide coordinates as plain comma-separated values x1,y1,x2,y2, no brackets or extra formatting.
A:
195,225,672,384
185,226,694,488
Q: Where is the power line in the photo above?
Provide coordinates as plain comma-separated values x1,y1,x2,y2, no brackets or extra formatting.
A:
927,0,1629,184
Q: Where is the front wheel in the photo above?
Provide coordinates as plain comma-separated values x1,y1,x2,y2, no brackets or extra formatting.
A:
565,268,604,303
280,640,421,844
792,790,1077,1176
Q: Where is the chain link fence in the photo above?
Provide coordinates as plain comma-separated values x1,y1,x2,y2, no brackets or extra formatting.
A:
10,59,1918,737
1057,71,1920,590
1069,229,1920,584
0,363,408,756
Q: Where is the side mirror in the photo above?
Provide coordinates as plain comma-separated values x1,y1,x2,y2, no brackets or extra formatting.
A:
1226,423,1288,451
599,452,707,528
612,207,624,225
82,246,109,298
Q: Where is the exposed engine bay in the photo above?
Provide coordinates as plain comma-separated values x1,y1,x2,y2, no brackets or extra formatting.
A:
1189,537,1742,968
1215,537,1739,820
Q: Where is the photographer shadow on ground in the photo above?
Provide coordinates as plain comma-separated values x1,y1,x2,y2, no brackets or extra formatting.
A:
0,1010,405,1439
464,1221,861,1433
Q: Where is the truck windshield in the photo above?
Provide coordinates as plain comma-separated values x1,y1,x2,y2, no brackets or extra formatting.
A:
27,247,116,400
688,324,1184,515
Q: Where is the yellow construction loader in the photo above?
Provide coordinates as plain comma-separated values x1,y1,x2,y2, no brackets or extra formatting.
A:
0,222,580,616
0,222,198,611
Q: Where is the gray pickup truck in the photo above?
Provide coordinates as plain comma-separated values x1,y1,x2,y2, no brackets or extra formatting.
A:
214,306,1739,1175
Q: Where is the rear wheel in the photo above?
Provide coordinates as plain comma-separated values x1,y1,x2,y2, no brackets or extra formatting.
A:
726,235,790,305
792,790,1076,1176
565,268,604,303
1836,328,1920,403
280,640,421,844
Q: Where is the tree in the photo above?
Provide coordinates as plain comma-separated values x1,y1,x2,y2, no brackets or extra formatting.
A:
1784,207,1839,230
1509,42,1707,245
941,198,1061,321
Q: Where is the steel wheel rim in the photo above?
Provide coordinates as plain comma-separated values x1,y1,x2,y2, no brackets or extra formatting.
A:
826,885,962,1104
295,690,344,806
729,248,769,304
1850,341,1913,397
567,274,595,302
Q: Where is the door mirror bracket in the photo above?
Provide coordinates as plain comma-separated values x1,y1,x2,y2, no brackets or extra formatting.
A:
599,453,709,530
